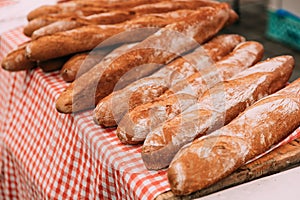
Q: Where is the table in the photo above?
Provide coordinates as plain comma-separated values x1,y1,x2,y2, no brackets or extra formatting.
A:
0,28,169,199
1,2,300,200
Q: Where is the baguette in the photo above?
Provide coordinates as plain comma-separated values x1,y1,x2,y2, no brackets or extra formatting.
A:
61,45,127,82
94,34,245,127
27,0,163,21
26,5,237,61
56,5,236,113
60,52,105,82
30,11,135,39
1,45,36,71
117,41,264,144
38,56,70,72
24,14,84,37
131,0,221,14
142,55,294,170
31,0,224,39
168,76,300,195
26,10,192,60
56,42,138,113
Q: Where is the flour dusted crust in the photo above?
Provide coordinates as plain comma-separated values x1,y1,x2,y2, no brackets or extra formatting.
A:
31,19,88,39
142,55,294,170
168,77,300,195
56,43,137,113
60,48,113,82
30,0,228,39
56,5,235,113
30,10,136,39
94,34,245,127
38,56,70,72
26,0,221,21
1,46,36,71
117,41,264,145
26,0,137,21
26,7,221,61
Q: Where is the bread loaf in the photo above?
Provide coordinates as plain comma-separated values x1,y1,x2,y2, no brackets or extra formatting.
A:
26,0,163,20
142,55,294,170
56,5,236,113
26,5,237,61
168,76,300,195
38,56,70,72
117,41,264,144
27,0,136,21
94,34,245,127
25,10,191,61
56,42,138,113
1,45,36,71
24,14,85,37
31,0,225,39
61,48,113,82
31,11,134,39
27,0,218,21
131,0,221,14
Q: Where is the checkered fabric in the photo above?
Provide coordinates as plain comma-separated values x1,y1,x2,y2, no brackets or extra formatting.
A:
0,28,170,200
1,28,300,200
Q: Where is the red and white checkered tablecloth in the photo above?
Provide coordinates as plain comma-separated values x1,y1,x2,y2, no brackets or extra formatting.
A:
1,28,300,200
0,28,170,200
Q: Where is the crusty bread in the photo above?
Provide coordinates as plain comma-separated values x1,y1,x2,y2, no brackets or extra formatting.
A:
60,48,113,82
28,0,222,21
94,34,245,127
117,41,264,145
56,5,235,113
30,0,225,39
24,14,86,37
168,76,300,195
142,55,294,170
38,56,70,72
25,10,192,61
31,11,134,39
131,0,221,14
1,45,36,71
56,43,138,113
26,4,237,61
26,0,163,20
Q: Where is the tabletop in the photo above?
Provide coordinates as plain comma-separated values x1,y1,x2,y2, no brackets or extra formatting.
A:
1,1,300,200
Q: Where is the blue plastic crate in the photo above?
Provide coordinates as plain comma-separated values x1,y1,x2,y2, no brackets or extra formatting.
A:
266,9,300,51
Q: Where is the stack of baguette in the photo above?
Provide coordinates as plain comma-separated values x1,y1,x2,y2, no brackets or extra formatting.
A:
1,0,235,76
2,0,300,196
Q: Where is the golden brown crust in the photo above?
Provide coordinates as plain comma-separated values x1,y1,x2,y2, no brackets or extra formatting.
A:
24,16,152,60
38,56,70,72
1,46,36,72
26,25,124,61
168,76,300,195
27,5,61,21
94,34,245,127
55,5,235,114
56,43,138,113
30,18,89,39
30,0,225,39
131,0,221,14
142,55,294,170
30,11,136,39
26,5,235,61
26,0,164,21
61,49,111,82
24,13,88,37
61,52,89,82
117,41,264,145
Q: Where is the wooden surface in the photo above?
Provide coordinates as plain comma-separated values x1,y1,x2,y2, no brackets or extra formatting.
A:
156,137,300,200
